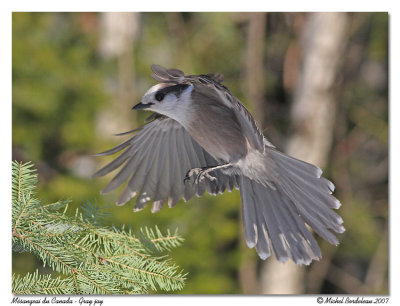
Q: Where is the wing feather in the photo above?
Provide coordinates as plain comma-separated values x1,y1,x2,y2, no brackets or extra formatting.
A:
95,117,236,211
152,132,173,204
133,130,165,211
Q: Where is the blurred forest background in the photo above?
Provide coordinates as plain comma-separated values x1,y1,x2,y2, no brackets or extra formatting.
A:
12,12,388,294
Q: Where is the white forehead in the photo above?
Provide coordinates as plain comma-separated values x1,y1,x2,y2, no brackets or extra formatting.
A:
143,83,171,103
143,83,169,96
141,83,168,103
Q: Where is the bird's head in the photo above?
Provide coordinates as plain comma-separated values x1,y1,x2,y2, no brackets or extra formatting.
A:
132,82,194,120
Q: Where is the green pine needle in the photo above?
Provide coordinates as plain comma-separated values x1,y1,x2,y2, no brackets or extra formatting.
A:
12,161,186,294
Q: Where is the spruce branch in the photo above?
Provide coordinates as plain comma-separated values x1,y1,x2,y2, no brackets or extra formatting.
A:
12,161,186,294
12,270,75,295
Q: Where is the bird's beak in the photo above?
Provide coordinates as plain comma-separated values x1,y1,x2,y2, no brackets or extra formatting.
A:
132,102,153,110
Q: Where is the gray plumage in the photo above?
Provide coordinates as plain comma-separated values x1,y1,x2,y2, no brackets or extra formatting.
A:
94,64,344,264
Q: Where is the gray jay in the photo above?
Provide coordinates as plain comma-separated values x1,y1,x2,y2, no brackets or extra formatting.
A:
94,64,344,265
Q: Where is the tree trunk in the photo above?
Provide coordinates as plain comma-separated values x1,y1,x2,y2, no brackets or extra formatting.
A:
96,13,140,138
239,12,267,294
260,12,348,294
244,13,267,125
287,12,348,168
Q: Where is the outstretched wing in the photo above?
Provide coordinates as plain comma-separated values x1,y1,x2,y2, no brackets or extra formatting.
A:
94,116,239,212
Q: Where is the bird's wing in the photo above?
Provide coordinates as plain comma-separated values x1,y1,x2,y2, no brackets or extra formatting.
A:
191,73,267,152
151,64,185,83
230,94,269,151
151,64,267,151
93,116,239,212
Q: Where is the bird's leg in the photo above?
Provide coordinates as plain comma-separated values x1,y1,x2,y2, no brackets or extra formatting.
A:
184,167,216,185
184,163,232,185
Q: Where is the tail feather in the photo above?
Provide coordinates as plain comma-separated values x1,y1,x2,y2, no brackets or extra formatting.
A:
239,148,344,264
269,149,340,208
270,150,345,236
253,181,289,261
274,190,322,263
281,175,344,232
255,222,271,260
256,181,320,264
240,176,258,248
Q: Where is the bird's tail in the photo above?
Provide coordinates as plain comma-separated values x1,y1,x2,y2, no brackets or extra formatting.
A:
239,148,344,265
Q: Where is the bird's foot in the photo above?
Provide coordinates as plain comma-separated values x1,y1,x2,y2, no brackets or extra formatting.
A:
184,167,217,185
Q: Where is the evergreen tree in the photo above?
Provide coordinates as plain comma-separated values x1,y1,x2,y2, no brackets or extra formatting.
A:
12,161,186,294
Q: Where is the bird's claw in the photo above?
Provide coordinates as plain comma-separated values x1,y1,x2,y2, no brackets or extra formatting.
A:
183,167,217,185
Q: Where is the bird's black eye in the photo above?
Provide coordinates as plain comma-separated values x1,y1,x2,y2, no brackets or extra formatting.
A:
155,92,165,102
